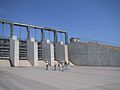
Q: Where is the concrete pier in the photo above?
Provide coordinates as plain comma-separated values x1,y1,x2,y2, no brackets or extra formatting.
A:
27,38,38,66
42,40,54,66
55,42,68,62
10,36,19,66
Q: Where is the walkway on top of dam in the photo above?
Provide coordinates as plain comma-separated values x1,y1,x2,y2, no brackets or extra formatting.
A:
0,66,120,90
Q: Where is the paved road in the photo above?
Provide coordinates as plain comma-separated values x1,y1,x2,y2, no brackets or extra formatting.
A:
0,66,120,90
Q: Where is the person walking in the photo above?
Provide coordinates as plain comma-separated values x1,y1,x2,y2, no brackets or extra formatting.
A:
64,61,67,70
46,61,49,70
67,61,70,70
54,62,57,71
61,61,64,71
57,62,61,71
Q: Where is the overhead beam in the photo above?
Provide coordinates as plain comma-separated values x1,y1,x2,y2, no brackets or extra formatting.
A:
0,19,67,33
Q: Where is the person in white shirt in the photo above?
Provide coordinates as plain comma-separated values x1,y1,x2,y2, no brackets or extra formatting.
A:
46,61,49,70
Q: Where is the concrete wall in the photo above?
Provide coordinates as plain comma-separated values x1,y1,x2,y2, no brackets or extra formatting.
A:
27,38,38,66
42,40,54,66
68,42,120,67
55,42,68,63
10,36,19,66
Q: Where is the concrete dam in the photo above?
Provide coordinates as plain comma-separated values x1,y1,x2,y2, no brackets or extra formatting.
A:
68,38,120,67
0,20,68,67
0,20,120,67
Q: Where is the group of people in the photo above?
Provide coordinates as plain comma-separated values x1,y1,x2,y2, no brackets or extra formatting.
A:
46,61,70,71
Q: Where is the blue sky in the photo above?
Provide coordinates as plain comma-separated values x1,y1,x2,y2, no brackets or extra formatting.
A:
0,0,120,45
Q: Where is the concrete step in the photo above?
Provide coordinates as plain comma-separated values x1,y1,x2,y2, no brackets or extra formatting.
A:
38,60,46,67
69,61,75,66
55,60,75,66
69,60,76,66
19,60,32,66
0,60,11,67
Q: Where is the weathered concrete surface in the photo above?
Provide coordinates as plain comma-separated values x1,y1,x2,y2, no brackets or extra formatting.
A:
42,40,54,66
10,36,19,66
19,60,32,66
55,42,68,62
38,60,46,67
68,42,120,67
0,66,120,90
0,60,10,67
27,38,38,66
